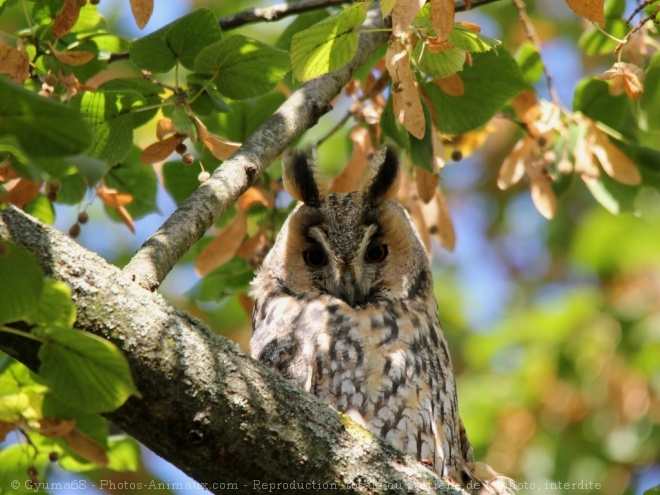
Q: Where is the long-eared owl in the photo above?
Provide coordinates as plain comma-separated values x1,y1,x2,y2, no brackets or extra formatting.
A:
250,148,512,494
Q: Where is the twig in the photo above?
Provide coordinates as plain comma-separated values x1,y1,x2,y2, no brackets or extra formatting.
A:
511,0,562,108
625,0,656,25
615,4,660,55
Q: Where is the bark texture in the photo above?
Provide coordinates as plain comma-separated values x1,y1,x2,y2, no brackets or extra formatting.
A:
0,206,466,495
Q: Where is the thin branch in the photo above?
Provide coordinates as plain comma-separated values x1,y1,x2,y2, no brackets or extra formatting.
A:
615,3,660,55
122,9,390,291
625,0,656,25
511,0,562,108
0,206,466,495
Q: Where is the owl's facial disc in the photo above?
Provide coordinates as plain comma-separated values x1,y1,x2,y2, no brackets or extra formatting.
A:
305,224,383,306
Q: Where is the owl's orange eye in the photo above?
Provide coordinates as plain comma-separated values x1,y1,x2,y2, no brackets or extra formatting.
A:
303,248,327,267
365,245,388,263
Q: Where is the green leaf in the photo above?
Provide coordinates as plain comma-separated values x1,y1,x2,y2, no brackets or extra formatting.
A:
583,174,638,215
26,278,76,330
426,49,528,134
578,19,627,55
38,329,140,413
290,2,366,82
415,43,466,79
0,360,48,423
515,42,543,84
187,257,254,301
99,78,165,128
276,9,329,51
70,90,145,165
448,24,500,53
56,172,88,204
0,242,44,324
104,147,159,220
0,78,92,158
409,103,434,172
129,8,222,72
573,78,634,137
162,160,202,206
194,35,290,100
172,106,197,141
381,93,410,148
643,484,660,495
67,155,108,187
0,444,49,495
24,195,55,225
107,435,141,471
211,93,286,142
639,53,660,132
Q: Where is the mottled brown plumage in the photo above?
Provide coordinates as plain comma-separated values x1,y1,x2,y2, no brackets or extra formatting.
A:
250,148,513,494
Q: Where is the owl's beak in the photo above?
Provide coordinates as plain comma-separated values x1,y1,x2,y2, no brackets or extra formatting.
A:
337,267,363,306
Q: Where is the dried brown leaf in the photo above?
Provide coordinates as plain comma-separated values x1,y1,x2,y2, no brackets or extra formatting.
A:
573,134,599,179
37,418,77,438
115,205,135,233
599,62,644,100
497,137,533,189
435,74,464,96
63,428,109,466
156,118,176,140
512,90,540,124
130,0,153,29
195,210,247,276
430,0,455,41
622,72,643,100
204,133,241,161
527,167,557,219
50,47,95,66
421,188,455,251
392,0,425,37
237,187,275,211
0,44,30,83
0,162,18,181
331,126,372,193
456,21,481,33
396,170,431,252
430,127,446,171
53,0,85,39
415,167,438,203
140,136,178,164
0,420,14,442
590,126,641,185
238,293,255,319
426,37,455,53
565,0,605,28
385,39,425,139
0,178,43,208
96,186,133,207
237,228,268,260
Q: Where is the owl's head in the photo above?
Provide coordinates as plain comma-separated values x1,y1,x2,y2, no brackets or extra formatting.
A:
256,147,430,307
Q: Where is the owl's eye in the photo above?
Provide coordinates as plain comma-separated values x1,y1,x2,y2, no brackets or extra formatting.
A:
365,245,388,263
303,248,327,267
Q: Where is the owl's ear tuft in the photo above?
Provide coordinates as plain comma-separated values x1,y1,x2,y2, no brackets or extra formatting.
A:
283,150,325,207
363,147,400,205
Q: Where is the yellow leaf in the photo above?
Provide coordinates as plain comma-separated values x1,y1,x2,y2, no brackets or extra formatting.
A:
0,44,30,83
203,133,241,161
565,0,605,28
574,134,599,179
380,0,396,18
96,186,133,207
385,39,425,139
130,0,153,29
456,22,481,33
392,0,425,37
140,136,178,164
430,0,455,41
195,210,247,276
64,428,109,466
52,0,84,39
396,170,431,252
426,37,455,53
115,205,135,233
430,127,446,172
511,90,540,125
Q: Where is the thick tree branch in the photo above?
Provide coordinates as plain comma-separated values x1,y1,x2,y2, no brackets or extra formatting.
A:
0,206,466,495
123,9,389,292
218,0,507,30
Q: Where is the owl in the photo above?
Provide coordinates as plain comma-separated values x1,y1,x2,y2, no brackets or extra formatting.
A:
250,148,513,494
